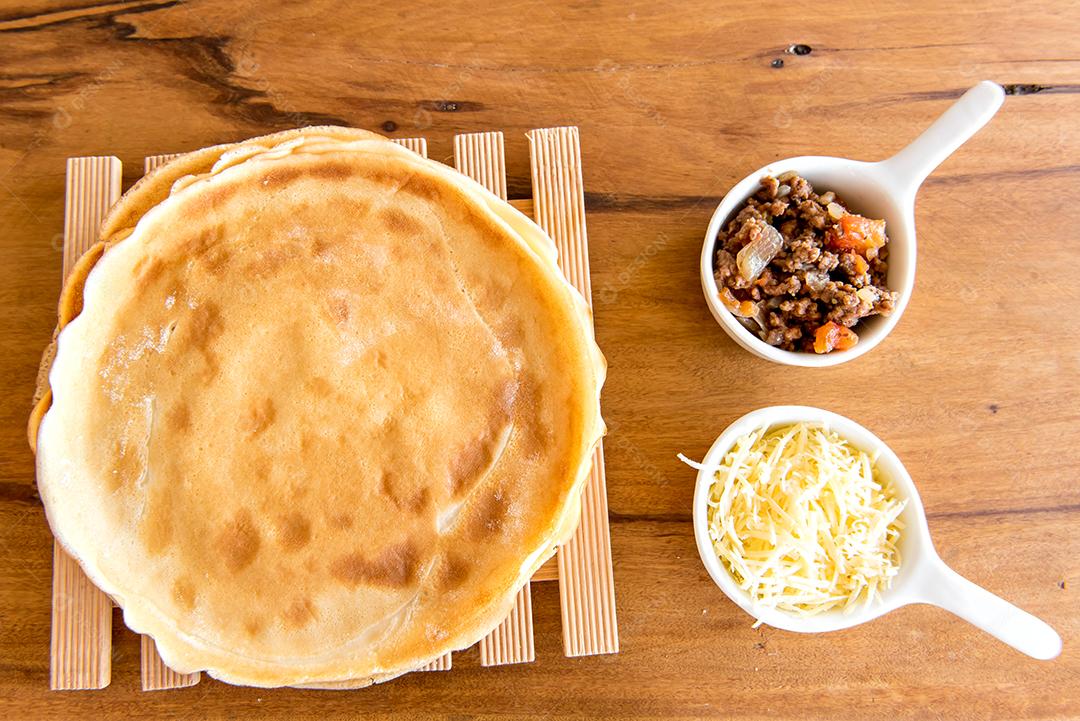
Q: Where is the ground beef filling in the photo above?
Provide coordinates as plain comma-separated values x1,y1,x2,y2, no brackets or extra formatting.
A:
713,173,898,353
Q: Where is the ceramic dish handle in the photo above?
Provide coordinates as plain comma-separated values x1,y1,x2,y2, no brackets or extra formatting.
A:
876,80,1005,198
917,557,1062,660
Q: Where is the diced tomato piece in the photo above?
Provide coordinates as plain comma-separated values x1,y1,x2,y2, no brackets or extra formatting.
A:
813,322,859,354
719,287,757,317
826,213,887,256
851,254,869,276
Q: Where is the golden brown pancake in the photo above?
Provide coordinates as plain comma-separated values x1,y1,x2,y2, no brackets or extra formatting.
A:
32,128,605,687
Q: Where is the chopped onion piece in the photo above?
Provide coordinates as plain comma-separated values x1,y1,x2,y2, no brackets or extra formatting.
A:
752,305,770,333
856,287,877,305
718,287,758,318
736,224,784,282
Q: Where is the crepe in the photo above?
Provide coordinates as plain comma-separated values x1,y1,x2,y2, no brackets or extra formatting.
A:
31,128,605,687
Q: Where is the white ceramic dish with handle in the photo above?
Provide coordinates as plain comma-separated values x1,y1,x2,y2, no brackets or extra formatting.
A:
691,405,1062,660
700,81,1006,366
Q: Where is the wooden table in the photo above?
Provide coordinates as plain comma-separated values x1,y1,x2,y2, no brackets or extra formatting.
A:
1,1,1077,718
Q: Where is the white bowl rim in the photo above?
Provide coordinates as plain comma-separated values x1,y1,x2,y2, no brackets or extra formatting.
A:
699,156,917,368
690,404,934,633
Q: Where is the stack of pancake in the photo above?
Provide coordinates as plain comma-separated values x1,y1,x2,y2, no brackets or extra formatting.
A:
30,128,605,687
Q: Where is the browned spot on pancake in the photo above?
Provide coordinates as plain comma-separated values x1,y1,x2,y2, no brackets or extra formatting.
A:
248,245,291,278
261,166,305,186
180,226,230,275
462,203,487,230
240,397,276,436
141,509,173,555
165,402,191,433
325,196,373,223
252,455,271,482
277,511,311,551
434,552,470,592
172,577,196,612
328,296,349,323
400,174,441,202
380,473,431,515
201,245,231,275
131,254,150,276
525,422,554,457
107,439,144,492
331,542,419,588
410,486,431,513
202,186,234,210
355,168,396,188
244,617,263,638
449,379,518,496
218,509,260,573
180,228,210,256
136,257,166,288
306,376,334,398
388,240,408,263
450,438,493,497
310,237,331,258
458,196,514,252
470,487,510,541
308,161,355,181
328,512,353,529
379,206,423,236
284,598,317,628
378,472,396,502
517,374,552,455
187,301,224,378
184,185,236,216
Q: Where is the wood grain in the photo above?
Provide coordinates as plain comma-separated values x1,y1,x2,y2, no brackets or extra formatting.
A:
529,127,619,658
48,156,121,691
1,0,1078,718
139,635,199,692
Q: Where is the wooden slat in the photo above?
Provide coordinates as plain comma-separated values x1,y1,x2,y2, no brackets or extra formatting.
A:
392,137,428,157
50,156,122,690
453,131,536,667
454,131,507,198
140,636,200,691
144,154,181,174
527,127,619,657
479,585,535,667
62,157,121,280
417,653,452,672
50,545,112,690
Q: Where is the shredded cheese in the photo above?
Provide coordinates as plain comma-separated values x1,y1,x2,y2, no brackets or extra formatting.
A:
701,422,905,624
